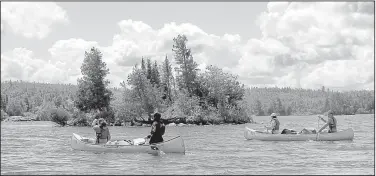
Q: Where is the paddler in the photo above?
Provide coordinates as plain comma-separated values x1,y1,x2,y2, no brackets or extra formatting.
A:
265,113,280,134
93,118,111,144
318,110,337,133
146,113,165,145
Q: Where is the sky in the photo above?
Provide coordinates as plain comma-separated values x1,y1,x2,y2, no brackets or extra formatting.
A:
1,2,375,91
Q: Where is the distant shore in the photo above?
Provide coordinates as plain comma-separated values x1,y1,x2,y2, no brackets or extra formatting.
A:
2,113,373,127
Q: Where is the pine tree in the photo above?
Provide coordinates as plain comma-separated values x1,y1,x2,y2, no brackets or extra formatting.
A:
152,60,161,87
146,58,152,81
172,34,199,96
161,55,174,103
255,99,264,116
75,47,113,112
141,57,146,71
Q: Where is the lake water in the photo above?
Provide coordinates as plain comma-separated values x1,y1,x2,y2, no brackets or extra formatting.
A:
1,114,374,175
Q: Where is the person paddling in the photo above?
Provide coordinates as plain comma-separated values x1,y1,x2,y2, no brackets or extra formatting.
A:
318,110,337,133
265,113,280,134
146,113,165,145
93,118,111,144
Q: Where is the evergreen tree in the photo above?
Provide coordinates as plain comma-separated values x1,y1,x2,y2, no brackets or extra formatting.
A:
152,60,161,87
146,58,152,81
161,56,174,103
75,47,113,112
141,57,146,71
172,34,199,96
254,99,264,116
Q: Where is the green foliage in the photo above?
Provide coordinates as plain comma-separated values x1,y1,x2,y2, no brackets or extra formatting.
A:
50,108,70,126
141,57,146,71
172,34,199,96
6,99,24,116
36,101,55,121
246,87,374,116
174,90,201,117
126,64,164,121
95,108,115,123
1,94,7,111
1,80,77,117
254,100,264,116
70,110,89,126
146,58,152,80
199,65,244,108
148,60,161,87
75,47,113,112
161,56,174,104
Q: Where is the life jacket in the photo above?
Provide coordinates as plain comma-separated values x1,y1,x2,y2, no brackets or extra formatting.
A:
160,122,166,136
149,121,164,144
94,126,109,143
328,117,337,133
272,118,280,131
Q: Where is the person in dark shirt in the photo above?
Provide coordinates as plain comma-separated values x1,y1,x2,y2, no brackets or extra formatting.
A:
146,113,165,144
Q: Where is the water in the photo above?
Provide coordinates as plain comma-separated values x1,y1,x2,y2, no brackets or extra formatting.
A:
1,114,374,175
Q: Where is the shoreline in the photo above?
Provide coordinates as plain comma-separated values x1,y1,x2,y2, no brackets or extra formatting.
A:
2,113,373,127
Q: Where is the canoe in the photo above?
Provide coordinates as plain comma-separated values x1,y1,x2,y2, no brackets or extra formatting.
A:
244,127,354,141
71,133,185,154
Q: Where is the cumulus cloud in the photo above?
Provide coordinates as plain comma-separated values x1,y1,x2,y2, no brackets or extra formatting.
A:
1,2,68,39
1,48,65,83
234,2,374,90
1,2,374,91
109,20,243,69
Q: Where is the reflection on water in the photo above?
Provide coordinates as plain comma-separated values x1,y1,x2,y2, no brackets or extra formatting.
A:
1,114,374,175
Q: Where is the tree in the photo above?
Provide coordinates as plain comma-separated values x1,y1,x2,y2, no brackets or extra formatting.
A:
172,34,199,96
200,65,244,109
1,94,7,111
267,101,275,115
24,97,31,112
141,57,146,71
161,55,174,103
254,99,264,116
276,97,285,115
322,97,331,113
146,58,152,81
286,106,292,115
126,65,163,121
152,60,161,87
75,47,113,112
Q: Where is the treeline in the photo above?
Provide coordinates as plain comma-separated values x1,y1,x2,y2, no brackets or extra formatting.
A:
1,34,374,126
247,87,374,116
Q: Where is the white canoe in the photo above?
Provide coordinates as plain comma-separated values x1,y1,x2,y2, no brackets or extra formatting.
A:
71,133,185,154
244,127,354,141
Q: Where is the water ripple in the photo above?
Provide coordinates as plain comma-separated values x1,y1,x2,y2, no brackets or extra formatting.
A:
1,115,374,175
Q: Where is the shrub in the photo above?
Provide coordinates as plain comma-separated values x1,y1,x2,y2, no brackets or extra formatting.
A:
50,108,70,126
6,100,24,116
206,108,222,125
95,110,115,123
71,110,90,126
36,102,55,121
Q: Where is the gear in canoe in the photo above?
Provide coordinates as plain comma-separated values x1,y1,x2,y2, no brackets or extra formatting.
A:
244,127,354,141
71,133,185,154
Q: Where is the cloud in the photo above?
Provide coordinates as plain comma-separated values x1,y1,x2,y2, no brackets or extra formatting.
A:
1,2,68,39
110,20,243,69
1,48,62,83
301,60,374,90
233,2,374,90
1,2,374,91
